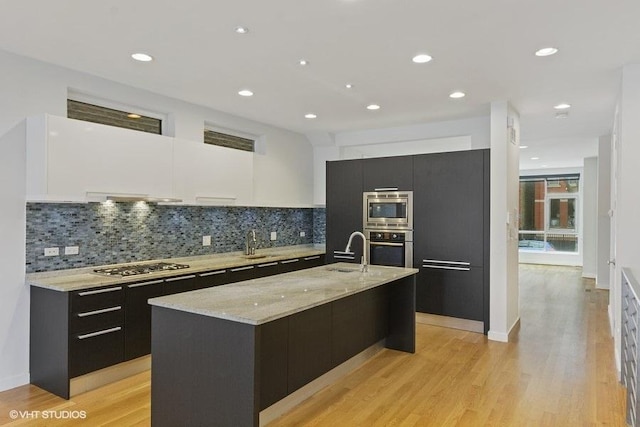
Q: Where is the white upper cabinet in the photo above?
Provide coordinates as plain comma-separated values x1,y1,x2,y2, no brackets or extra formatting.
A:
26,115,175,202
172,138,253,205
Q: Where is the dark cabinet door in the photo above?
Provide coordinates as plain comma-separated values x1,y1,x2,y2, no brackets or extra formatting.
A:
287,304,332,393
69,325,125,377
196,269,230,290
254,261,280,278
326,159,363,264
415,267,484,321
413,149,489,324
163,274,200,295
227,265,257,283
124,279,166,360
413,150,486,267
363,156,414,191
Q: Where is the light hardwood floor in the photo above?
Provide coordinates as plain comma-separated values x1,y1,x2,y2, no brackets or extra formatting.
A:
0,265,627,426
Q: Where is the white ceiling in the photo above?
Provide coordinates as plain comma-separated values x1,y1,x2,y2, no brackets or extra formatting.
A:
2,0,639,168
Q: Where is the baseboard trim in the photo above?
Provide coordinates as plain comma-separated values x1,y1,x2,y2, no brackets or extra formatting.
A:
259,341,385,427
0,373,29,393
488,317,521,343
70,356,151,397
582,273,597,279
415,313,484,334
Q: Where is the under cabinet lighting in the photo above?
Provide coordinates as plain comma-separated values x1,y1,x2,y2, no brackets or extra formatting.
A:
366,104,381,110
554,103,571,110
305,113,317,119
127,113,141,119
235,26,249,34
412,54,433,64
238,89,254,97
449,91,465,99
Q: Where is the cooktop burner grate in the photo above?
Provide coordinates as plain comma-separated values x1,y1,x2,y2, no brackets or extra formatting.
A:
93,262,190,277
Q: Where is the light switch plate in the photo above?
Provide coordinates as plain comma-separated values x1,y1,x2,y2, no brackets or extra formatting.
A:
203,235,212,246
270,231,277,241
64,246,79,255
300,231,306,237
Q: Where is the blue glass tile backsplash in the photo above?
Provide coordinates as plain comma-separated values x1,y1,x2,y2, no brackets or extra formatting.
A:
26,202,327,273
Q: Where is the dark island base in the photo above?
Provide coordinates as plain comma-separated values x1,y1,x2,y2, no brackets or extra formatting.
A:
151,275,415,427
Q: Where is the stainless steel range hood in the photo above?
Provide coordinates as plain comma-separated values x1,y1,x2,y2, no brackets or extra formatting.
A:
86,192,182,203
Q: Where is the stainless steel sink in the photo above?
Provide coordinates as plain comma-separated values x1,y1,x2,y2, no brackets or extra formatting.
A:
326,266,360,273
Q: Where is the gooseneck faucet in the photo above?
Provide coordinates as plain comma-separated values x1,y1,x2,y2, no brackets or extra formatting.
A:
345,231,368,272
245,229,257,255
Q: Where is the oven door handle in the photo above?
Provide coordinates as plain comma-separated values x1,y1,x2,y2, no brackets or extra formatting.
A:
369,241,404,247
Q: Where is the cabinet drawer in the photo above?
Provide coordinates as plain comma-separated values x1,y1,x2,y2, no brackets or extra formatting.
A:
71,286,124,313
70,305,124,334
69,326,124,378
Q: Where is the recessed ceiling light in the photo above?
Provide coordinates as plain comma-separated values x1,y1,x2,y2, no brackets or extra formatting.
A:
366,104,381,110
131,52,153,62
235,26,249,34
304,113,317,119
449,91,465,99
127,113,141,119
345,83,353,89
531,157,540,160
554,103,571,110
535,47,558,57
238,89,254,97
412,54,433,64
299,59,308,66
520,145,529,149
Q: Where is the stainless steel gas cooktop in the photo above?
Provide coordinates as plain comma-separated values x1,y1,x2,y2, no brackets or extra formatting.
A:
93,262,190,277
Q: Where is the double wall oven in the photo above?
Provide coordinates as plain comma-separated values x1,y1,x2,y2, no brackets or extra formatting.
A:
363,191,413,268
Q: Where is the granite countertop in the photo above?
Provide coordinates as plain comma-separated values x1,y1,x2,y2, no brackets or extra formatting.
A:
149,263,418,325
26,244,325,292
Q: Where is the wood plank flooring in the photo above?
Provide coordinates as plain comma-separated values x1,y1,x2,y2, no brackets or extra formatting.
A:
0,265,627,426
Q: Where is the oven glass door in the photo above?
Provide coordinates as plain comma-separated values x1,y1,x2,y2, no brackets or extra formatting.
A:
369,242,405,267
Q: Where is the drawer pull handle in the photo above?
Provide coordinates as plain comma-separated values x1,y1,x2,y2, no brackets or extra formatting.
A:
128,280,164,288
78,287,122,296
199,270,227,277
77,306,122,317
422,259,471,266
304,256,320,261
374,187,399,191
231,266,254,272
77,326,122,340
165,275,197,282
281,259,300,264
258,262,278,268
422,265,471,272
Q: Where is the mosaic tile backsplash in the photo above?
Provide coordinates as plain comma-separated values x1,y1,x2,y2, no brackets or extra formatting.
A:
26,203,327,273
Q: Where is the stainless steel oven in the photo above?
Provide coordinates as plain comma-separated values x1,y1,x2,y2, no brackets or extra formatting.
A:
363,191,413,230
366,229,413,268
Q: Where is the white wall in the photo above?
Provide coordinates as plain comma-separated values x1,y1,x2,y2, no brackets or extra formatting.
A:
612,64,640,370
596,135,611,288
582,157,598,278
0,122,28,391
0,49,315,391
489,101,520,342
0,49,315,208
312,116,490,205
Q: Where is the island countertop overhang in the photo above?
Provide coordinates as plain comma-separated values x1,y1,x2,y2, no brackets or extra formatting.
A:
149,263,418,325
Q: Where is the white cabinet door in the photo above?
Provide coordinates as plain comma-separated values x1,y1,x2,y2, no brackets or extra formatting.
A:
26,115,174,202
172,138,253,205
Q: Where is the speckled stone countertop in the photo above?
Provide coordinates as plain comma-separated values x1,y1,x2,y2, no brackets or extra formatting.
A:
26,244,325,292
149,263,418,325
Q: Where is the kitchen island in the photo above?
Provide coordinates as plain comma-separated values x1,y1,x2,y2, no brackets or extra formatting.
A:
149,263,418,427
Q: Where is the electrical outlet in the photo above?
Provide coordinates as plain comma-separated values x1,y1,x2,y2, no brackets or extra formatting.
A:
270,231,277,241
44,247,59,257
300,231,306,237
203,235,212,246
64,246,79,255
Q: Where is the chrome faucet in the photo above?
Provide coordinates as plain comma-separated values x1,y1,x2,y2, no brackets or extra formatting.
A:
345,231,368,272
245,229,257,255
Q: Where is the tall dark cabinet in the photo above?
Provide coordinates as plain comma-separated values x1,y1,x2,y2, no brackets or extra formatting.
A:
326,159,363,264
413,149,489,330
326,149,490,333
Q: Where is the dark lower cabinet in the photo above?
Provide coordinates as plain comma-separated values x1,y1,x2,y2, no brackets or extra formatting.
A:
124,279,167,360
258,318,289,410
164,274,200,295
415,267,484,321
69,327,125,378
287,304,333,393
